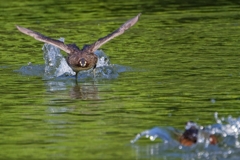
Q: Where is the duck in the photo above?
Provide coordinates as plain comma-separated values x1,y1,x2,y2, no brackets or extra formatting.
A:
16,13,141,80
179,121,217,146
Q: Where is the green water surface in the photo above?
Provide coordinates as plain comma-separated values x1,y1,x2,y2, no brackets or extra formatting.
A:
1,0,240,159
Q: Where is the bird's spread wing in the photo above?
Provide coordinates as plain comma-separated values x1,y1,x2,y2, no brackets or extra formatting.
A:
16,25,71,54
85,13,141,52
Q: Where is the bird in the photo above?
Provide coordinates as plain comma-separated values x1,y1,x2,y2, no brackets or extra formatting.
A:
16,13,141,80
179,121,217,146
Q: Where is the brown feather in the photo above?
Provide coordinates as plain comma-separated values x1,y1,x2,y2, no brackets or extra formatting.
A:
16,25,72,54
86,13,141,52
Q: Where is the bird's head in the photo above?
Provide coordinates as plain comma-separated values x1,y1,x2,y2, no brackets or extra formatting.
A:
183,121,198,143
79,58,87,67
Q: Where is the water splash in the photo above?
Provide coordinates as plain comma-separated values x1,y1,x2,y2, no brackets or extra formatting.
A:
42,38,74,79
130,127,175,144
17,38,130,80
131,113,240,159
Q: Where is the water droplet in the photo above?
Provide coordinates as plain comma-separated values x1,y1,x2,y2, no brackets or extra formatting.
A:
211,98,216,103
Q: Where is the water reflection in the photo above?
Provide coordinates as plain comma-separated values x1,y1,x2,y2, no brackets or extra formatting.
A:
45,78,99,100
69,83,99,100
131,113,240,159
132,143,233,160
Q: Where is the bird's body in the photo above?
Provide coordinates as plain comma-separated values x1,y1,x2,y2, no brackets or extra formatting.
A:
16,13,141,79
66,48,97,72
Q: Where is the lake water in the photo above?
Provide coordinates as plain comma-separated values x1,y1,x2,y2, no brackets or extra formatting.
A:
1,0,240,159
